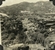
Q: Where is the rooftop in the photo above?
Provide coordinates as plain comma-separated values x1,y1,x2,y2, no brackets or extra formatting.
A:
45,13,55,15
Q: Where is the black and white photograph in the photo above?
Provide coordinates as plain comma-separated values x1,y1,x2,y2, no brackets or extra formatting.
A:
0,0,55,50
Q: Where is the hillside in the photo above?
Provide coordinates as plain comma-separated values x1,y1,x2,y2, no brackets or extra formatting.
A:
0,1,55,16
1,1,55,48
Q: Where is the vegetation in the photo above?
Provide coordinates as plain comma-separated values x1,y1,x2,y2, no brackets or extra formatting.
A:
0,1,55,48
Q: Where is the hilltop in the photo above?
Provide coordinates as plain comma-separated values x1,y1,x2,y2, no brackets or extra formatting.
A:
0,1,55,16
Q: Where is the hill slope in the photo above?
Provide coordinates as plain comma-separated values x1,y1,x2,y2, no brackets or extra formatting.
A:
0,1,55,16
1,1,55,46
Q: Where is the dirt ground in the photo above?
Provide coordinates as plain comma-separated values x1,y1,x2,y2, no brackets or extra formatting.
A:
3,44,45,50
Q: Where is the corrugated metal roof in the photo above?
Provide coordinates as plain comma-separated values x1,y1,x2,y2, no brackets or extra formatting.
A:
45,13,55,15
46,23,55,26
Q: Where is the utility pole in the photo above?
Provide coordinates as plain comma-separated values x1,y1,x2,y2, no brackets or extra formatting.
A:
0,15,3,50
0,21,2,45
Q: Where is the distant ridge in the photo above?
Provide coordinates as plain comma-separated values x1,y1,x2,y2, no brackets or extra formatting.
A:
0,1,55,16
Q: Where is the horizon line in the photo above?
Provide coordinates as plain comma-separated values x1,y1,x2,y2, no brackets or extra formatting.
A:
0,1,49,7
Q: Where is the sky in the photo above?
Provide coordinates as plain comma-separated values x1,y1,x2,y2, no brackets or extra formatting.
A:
0,0,49,7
